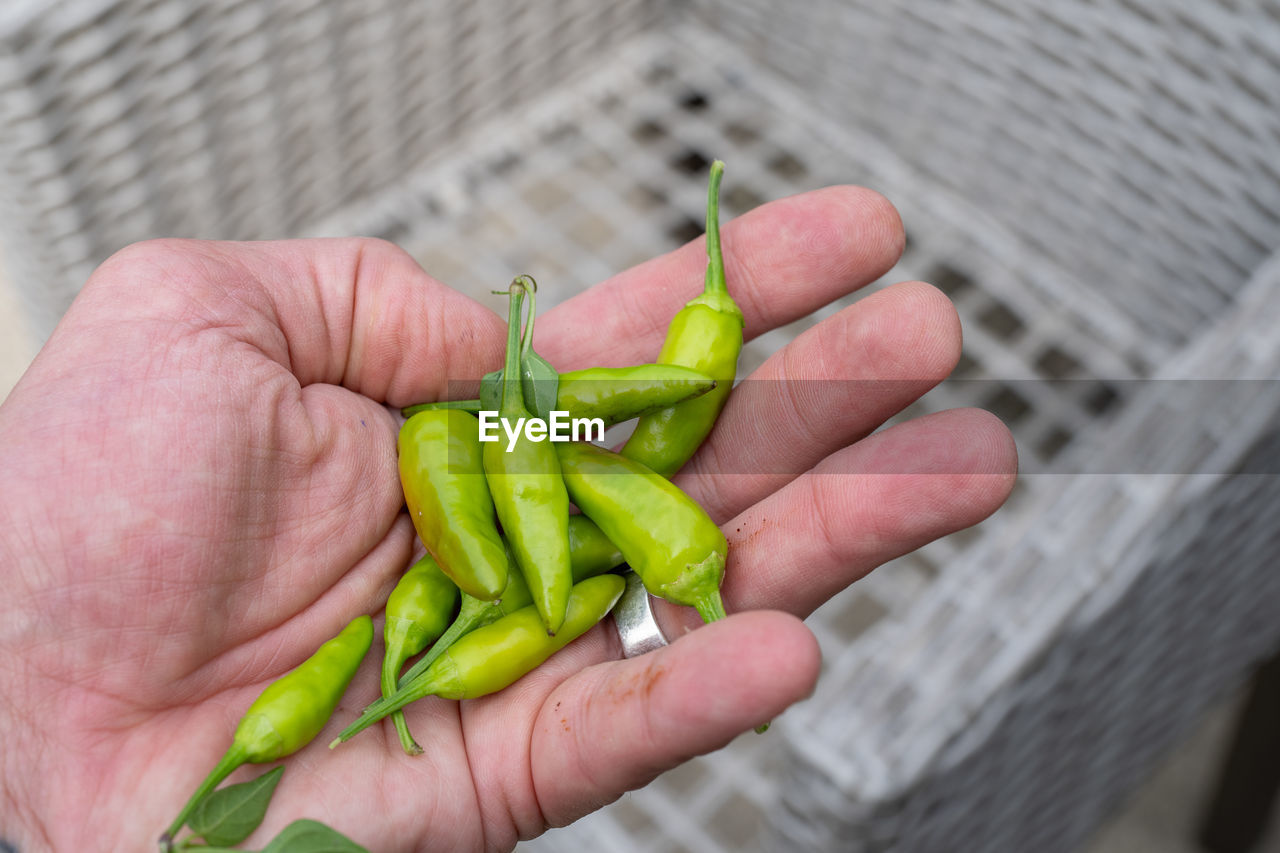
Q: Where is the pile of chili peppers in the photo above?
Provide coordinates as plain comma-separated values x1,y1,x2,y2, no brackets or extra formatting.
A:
161,161,741,849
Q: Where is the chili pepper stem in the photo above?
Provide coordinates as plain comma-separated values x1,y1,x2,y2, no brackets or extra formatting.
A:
395,611,474,693
686,161,738,322
382,644,424,755
160,742,250,846
499,281,529,416
391,711,423,755
693,590,728,624
330,676,440,747
703,160,726,296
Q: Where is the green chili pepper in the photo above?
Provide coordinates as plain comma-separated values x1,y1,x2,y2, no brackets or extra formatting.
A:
401,364,717,427
352,515,623,736
483,276,573,635
382,554,460,755
161,615,373,847
399,408,509,600
556,364,718,427
622,160,743,477
558,440,728,624
331,574,625,746
566,512,626,578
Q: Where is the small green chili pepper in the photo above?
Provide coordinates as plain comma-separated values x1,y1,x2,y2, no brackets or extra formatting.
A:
161,615,373,846
331,574,625,746
622,160,743,477
382,554,460,754
566,512,626,578
558,440,728,623
399,407,510,600
352,515,623,738
555,364,718,427
483,276,573,635
401,363,717,427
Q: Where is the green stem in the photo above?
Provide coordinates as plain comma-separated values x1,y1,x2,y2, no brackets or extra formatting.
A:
348,608,481,726
693,590,728,624
513,274,538,362
703,160,726,297
398,613,476,690
391,707,422,755
330,673,438,747
382,640,423,755
499,280,529,418
161,742,250,846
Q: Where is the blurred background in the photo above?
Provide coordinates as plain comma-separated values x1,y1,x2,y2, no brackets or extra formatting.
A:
2,1,1279,851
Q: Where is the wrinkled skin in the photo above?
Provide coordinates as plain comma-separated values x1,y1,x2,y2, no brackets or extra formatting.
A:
0,187,1016,852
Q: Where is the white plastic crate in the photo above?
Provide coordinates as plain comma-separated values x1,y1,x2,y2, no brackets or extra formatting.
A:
4,2,1280,852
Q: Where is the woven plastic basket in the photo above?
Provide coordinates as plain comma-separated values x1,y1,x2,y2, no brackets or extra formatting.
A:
3,2,1280,851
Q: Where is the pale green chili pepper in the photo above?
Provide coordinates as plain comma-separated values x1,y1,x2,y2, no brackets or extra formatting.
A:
382,555,459,754
622,160,743,477
161,616,373,848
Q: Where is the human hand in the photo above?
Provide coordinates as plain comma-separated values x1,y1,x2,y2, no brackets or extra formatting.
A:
0,186,1016,851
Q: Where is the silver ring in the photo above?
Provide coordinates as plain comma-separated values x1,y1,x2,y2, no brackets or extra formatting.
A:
613,571,669,658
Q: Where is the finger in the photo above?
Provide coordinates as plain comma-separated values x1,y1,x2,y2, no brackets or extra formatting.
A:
81,237,508,406
527,611,820,829
677,279,961,522
672,408,1017,628
239,237,511,404
536,185,905,369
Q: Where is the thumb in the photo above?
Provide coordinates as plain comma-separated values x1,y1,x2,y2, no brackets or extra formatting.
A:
529,610,821,827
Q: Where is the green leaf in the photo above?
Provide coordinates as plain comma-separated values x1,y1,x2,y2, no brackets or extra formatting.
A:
187,766,284,846
261,819,370,853
520,349,560,422
479,368,503,414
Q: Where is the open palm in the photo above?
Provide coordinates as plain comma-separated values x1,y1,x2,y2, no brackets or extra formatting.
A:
0,187,1015,852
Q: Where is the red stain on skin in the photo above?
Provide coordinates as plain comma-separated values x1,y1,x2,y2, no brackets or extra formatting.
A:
744,516,770,549
583,659,669,721
613,660,667,703
641,661,667,700
728,515,771,550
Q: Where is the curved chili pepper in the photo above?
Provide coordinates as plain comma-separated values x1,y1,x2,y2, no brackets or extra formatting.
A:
555,364,717,427
565,512,626,578
399,408,509,600
622,160,743,477
352,516,623,740
381,554,460,754
558,440,728,623
483,277,573,635
331,574,625,746
161,615,373,847
401,364,717,427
